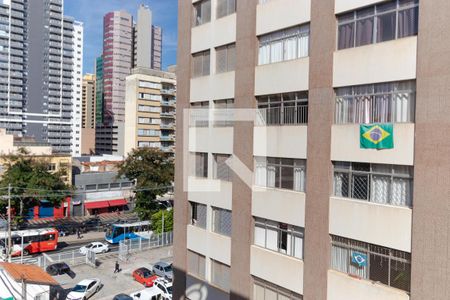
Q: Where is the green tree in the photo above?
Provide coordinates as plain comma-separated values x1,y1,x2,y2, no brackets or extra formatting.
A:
151,209,173,234
118,148,174,220
0,148,72,223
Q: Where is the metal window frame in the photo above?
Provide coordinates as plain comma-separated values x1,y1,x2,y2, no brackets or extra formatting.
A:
257,91,309,125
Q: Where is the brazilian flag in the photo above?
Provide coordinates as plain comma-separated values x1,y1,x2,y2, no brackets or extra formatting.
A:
360,124,394,149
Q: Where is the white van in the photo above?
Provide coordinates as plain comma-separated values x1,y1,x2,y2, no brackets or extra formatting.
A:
129,286,170,300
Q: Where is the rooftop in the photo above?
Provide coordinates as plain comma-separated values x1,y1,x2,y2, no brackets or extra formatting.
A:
0,262,59,286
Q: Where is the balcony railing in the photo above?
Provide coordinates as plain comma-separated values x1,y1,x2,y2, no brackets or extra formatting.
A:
257,105,308,126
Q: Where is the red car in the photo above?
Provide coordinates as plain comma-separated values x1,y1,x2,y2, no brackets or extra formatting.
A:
132,267,158,287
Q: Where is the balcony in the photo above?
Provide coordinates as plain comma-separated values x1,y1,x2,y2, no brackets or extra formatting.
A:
327,270,409,300
255,58,309,96
257,0,310,36
331,123,414,165
160,123,175,130
333,37,417,88
160,135,175,142
251,246,303,295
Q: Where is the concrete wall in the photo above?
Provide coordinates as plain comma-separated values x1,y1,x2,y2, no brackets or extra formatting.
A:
188,127,233,154
329,197,412,252
331,124,415,165
187,225,231,265
252,186,305,227
250,246,304,295
256,0,311,36
188,178,232,210
186,274,229,300
333,37,417,87
255,58,309,95
190,71,235,102
334,0,387,14
327,270,410,300
191,13,236,53
253,125,307,159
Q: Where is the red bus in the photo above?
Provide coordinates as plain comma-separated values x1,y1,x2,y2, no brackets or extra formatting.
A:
0,228,58,256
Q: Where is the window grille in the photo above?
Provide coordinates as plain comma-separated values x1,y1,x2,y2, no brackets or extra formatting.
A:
257,92,308,126
212,207,232,237
255,157,306,192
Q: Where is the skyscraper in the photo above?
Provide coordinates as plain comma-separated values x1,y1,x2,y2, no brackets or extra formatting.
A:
0,0,82,154
81,74,95,155
96,4,163,155
72,21,83,156
174,0,450,300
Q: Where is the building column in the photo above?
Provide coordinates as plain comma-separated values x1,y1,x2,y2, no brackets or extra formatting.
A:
229,1,258,299
303,0,336,299
411,1,450,299
173,0,192,298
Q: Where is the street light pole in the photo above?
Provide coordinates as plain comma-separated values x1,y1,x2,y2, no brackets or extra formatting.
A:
7,184,11,263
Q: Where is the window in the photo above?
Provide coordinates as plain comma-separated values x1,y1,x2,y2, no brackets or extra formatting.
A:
212,207,232,236
138,81,161,89
213,99,234,127
254,218,304,259
335,81,415,124
86,184,97,191
193,0,211,26
331,236,411,292
190,202,207,229
139,93,162,101
259,24,309,65
253,277,303,300
213,154,231,181
211,260,230,291
137,129,160,137
216,43,236,73
98,183,109,190
138,105,161,113
192,50,210,77
47,163,56,171
337,0,419,50
187,250,206,279
138,117,161,125
110,182,120,189
257,92,308,125
217,0,236,18
255,157,306,192
194,152,208,178
333,162,413,207
190,101,209,127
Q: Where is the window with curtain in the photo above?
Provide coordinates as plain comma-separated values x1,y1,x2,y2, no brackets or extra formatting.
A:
192,50,210,77
337,0,419,50
254,157,306,192
258,24,310,65
333,162,413,207
253,277,303,300
190,101,209,127
216,43,236,73
193,152,208,178
212,207,232,236
213,153,231,181
193,0,211,26
254,218,304,259
213,99,234,127
187,250,206,279
335,80,415,124
331,235,411,292
217,0,236,19
211,260,231,291
257,91,308,126
190,201,207,229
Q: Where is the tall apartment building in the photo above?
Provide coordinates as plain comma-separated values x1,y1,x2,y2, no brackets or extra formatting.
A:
123,67,176,156
174,0,449,300
0,0,82,154
95,56,104,125
81,74,96,154
72,21,83,156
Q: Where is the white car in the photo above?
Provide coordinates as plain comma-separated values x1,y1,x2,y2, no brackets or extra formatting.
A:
66,278,102,300
153,278,172,299
79,242,109,255
129,286,170,300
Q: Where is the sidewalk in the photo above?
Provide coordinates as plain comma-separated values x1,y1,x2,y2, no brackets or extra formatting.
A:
59,231,106,244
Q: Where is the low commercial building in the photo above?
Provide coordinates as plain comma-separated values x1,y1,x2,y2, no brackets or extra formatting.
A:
0,262,59,300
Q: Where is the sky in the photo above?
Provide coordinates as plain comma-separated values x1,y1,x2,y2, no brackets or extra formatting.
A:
64,0,178,74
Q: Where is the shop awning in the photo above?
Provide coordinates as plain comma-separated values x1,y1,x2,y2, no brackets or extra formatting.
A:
84,201,110,209
108,199,128,207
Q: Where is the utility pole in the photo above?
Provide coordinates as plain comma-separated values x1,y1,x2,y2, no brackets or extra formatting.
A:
7,184,11,263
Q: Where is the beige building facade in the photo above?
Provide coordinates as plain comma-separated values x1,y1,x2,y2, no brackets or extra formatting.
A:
174,0,450,300
81,74,96,155
123,67,176,156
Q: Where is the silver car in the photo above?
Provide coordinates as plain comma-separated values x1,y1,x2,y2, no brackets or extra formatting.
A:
152,261,173,281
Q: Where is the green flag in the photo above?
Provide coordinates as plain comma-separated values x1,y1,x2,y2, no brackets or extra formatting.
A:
360,124,394,149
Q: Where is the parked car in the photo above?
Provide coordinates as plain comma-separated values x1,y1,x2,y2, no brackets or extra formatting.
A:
152,261,173,281
129,286,169,300
46,262,71,276
132,267,159,287
154,277,172,299
113,294,133,300
66,278,101,300
79,242,109,255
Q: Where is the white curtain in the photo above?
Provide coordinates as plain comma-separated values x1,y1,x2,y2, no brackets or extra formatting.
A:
255,159,267,187
371,175,390,204
331,245,348,273
298,34,309,58
294,234,303,259
394,92,410,122
254,224,266,247
266,226,278,251
334,173,348,197
270,40,283,63
294,167,305,192
391,178,410,206
258,43,270,65
267,165,276,188
284,36,297,61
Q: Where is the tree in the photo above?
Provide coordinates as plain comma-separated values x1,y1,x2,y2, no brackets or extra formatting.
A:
151,209,173,234
0,148,72,223
118,148,174,220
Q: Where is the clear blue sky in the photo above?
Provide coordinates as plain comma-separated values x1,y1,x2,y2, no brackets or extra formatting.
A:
64,0,178,74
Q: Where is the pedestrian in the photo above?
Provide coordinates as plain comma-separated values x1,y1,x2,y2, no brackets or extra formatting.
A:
114,260,120,273
77,228,81,239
